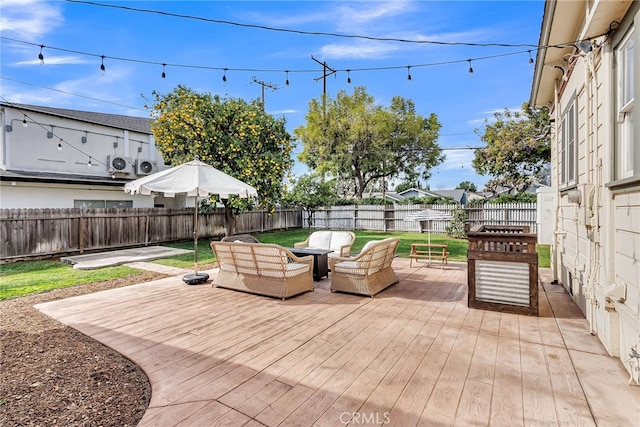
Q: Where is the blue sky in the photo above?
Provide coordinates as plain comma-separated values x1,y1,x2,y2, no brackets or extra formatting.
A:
0,0,544,191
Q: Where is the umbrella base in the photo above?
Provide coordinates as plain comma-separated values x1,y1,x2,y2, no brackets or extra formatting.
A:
182,273,210,285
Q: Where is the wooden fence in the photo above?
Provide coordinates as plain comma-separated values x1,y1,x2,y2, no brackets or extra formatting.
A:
1,203,537,261
0,207,302,261
304,203,538,234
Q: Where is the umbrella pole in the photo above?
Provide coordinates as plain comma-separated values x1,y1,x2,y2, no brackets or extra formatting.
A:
193,197,198,275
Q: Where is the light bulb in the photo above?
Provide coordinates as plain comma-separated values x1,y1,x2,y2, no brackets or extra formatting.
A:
100,56,106,74
38,45,44,64
22,116,28,127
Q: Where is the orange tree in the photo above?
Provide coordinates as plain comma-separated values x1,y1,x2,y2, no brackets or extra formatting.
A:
147,85,294,235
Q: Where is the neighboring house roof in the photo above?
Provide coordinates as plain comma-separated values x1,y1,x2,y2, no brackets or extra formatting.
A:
0,169,131,186
1,102,151,134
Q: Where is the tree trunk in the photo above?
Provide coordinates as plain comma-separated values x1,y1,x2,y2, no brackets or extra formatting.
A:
223,203,235,236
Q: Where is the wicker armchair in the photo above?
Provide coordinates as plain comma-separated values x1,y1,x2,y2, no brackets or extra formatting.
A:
210,241,314,300
329,238,400,297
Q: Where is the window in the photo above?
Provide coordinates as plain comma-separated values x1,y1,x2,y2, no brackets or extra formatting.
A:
560,99,577,187
74,200,133,209
616,28,635,179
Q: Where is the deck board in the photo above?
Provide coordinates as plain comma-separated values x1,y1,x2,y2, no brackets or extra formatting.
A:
35,259,640,426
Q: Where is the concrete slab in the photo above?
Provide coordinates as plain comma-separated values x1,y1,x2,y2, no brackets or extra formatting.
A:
61,246,193,270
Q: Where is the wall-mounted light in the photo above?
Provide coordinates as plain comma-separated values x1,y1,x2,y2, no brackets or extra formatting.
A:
576,40,592,53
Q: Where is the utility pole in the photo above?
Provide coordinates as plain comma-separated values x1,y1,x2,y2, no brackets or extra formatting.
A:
311,55,336,142
311,55,336,117
251,77,278,110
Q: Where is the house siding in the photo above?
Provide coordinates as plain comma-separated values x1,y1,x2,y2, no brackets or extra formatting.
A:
536,1,639,375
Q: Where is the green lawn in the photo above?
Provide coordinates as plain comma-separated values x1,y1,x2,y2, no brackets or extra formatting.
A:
1,228,551,300
0,261,143,301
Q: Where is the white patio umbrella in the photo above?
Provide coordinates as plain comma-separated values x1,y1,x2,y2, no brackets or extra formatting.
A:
124,156,258,284
403,208,453,245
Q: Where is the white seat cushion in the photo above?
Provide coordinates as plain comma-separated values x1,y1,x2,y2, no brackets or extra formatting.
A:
329,232,353,251
308,231,332,249
260,262,309,278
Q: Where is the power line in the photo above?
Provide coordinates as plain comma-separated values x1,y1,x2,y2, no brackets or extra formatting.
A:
66,0,560,50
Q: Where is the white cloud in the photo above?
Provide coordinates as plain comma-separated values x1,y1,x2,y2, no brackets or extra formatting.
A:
440,149,476,171
14,55,91,66
0,0,63,41
319,41,400,60
269,109,297,115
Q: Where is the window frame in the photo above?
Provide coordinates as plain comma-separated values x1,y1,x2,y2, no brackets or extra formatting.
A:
559,97,577,189
74,200,133,209
615,27,635,180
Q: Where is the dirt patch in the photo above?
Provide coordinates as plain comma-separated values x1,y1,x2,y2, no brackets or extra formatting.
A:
0,265,214,426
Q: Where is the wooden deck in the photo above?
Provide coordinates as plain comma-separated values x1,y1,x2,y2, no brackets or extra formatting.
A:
36,259,640,426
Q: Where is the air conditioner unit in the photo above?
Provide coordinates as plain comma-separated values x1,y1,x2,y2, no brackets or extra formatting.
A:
107,155,132,174
134,159,158,175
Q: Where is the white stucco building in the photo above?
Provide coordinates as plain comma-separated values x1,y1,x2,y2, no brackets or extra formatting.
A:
0,102,187,209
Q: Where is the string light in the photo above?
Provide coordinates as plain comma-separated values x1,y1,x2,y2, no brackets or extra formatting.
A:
407,66,412,81
7,35,552,85
1,98,109,170
467,59,474,74
222,68,227,82
346,69,351,84
161,63,166,78
38,45,44,64
528,50,534,64
100,55,106,74
285,70,289,86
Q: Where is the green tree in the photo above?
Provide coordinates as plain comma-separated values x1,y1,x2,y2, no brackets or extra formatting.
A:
281,174,337,228
147,85,294,235
456,180,477,192
473,102,550,195
395,178,422,193
295,86,443,198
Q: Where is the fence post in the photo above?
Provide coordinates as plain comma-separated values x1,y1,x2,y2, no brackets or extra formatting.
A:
78,209,84,254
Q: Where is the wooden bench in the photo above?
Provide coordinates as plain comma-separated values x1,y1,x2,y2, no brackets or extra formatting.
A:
409,243,449,269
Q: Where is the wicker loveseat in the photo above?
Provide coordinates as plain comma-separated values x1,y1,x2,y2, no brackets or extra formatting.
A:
294,230,356,258
210,241,315,300
329,238,400,297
